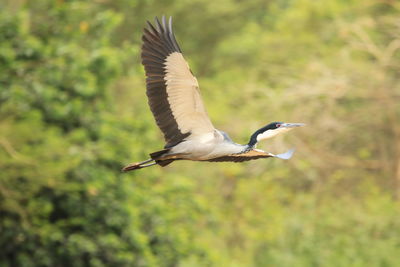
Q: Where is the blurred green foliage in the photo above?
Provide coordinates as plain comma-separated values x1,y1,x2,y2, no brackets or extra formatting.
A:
1,0,400,266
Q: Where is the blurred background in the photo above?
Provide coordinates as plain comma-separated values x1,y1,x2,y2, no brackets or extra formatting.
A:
1,0,400,266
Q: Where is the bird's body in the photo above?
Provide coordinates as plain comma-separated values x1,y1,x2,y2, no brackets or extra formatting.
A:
164,130,246,161
122,16,304,172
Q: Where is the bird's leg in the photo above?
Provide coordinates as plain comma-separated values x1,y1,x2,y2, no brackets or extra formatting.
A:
140,162,157,168
138,158,154,165
122,158,155,172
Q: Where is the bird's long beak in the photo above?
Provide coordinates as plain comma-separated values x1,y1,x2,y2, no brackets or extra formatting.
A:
281,123,306,128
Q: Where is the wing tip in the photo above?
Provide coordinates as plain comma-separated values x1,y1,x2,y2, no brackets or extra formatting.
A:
144,15,181,53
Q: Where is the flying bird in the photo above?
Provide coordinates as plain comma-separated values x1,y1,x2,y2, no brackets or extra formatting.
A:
122,16,304,172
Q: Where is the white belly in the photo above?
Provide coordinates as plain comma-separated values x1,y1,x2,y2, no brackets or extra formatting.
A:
168,131,246,160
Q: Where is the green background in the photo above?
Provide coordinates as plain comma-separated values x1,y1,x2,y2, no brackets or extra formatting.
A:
1,0,400,266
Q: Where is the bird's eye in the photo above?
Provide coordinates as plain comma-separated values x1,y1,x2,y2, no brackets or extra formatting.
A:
276,123,281,128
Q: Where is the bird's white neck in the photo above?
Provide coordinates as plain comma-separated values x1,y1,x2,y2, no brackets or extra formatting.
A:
256,127,291,142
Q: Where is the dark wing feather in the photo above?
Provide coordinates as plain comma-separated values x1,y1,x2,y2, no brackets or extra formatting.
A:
206,149,274,162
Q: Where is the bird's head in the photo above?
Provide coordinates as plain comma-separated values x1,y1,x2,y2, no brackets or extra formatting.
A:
248,122,305,147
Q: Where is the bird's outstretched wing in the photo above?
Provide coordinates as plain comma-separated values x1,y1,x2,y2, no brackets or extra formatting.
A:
206,149,294,162
206,149,274,162
141,16,215,148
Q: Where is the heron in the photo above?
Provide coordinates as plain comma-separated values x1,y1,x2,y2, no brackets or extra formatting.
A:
122,16,305,172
